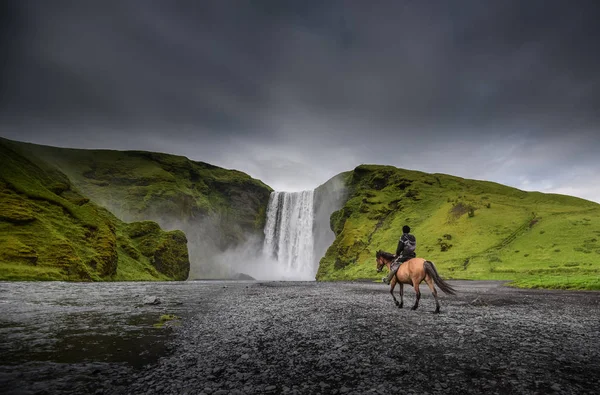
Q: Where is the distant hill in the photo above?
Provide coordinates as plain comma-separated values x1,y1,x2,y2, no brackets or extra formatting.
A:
316,165,600,289
0,138,189,281
2,138,272,279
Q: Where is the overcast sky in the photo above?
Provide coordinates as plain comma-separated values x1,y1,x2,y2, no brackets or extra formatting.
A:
1,0,599,202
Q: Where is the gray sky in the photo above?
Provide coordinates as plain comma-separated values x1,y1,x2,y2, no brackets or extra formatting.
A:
1,0,599,202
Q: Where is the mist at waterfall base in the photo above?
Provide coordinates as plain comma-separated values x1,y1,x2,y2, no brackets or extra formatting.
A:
210,237,314,281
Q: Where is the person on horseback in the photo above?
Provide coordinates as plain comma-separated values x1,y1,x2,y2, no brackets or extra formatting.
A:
382,225,417,284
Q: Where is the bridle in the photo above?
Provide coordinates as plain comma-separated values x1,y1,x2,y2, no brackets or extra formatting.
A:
376,256,387,273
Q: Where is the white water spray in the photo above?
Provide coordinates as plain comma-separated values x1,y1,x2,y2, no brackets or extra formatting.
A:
263,190,316,280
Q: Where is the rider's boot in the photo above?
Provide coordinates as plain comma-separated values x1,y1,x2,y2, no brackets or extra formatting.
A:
383,271,394,284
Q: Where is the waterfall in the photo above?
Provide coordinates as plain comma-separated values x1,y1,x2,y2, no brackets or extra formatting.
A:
263,190,315,280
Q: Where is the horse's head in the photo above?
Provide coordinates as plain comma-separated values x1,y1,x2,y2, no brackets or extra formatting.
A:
375,250,389,273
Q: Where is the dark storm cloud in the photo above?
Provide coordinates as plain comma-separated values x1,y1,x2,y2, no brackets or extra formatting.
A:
1,0,599,200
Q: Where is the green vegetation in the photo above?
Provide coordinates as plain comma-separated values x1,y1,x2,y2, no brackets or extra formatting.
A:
13,139,272,278
316,165,600,290
22,142,272,242
1,137,272,279
0,138,189,281
154,314,181,328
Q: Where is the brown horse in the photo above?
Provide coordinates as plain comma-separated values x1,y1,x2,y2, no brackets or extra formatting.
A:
376,250,456,313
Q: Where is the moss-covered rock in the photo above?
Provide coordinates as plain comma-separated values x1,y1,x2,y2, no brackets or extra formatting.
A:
0,236,38,265
0,190,37,224
153,231,189,280
125,222,189,280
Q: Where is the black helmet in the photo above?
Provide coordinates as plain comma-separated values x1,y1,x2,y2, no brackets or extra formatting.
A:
402,225,410,233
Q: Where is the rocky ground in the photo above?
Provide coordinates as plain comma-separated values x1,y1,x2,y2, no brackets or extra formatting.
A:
1,280,599,394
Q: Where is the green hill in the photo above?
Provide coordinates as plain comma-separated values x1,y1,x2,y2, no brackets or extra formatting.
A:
316,165,600,290
0,139,189,281
3,138,272,279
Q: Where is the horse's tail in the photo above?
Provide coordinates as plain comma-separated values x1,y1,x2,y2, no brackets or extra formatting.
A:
424,260,456,295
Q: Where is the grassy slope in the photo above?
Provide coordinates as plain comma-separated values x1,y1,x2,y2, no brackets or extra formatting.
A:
22,144,271,228
317,165,600,290
0,138,189,281
9,139,272,278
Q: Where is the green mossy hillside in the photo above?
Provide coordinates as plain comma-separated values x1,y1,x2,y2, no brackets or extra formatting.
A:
11,139,272,278
0,139,189,281
316,165,600,290
25,143,271,239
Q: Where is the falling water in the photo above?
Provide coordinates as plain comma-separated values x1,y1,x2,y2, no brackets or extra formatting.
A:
263,190,315,280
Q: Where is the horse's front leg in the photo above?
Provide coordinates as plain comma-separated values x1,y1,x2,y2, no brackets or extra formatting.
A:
389,279,400,308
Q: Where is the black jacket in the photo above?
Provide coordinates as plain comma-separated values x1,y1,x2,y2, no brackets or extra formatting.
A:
396,233,417,257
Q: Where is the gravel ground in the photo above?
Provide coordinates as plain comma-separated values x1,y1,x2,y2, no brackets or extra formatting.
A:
1,280,600,394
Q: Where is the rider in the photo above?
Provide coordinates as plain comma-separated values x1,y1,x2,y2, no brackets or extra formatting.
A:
383,225,417,284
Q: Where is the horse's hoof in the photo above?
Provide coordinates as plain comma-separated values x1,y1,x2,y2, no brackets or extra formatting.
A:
434,309,440,314
399,304,403,309
411,306,418,311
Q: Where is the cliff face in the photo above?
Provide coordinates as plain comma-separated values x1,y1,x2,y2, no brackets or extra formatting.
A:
312,172,349,271
0,139,189,281
11,139,272,278
316,165,600,289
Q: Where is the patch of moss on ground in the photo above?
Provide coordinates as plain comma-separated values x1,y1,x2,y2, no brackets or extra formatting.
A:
154,314,181,328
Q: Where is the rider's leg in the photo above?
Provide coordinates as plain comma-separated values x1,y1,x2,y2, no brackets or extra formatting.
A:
383,260,401,284
384,270,395,284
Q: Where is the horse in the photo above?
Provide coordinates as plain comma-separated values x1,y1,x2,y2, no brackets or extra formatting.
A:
376,250,456,313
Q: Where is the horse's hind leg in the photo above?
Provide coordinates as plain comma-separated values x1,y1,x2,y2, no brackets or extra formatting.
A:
411,281,421,311
425,275,440,314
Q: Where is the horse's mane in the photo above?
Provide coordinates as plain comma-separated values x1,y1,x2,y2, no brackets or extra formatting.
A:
376,250,396,261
